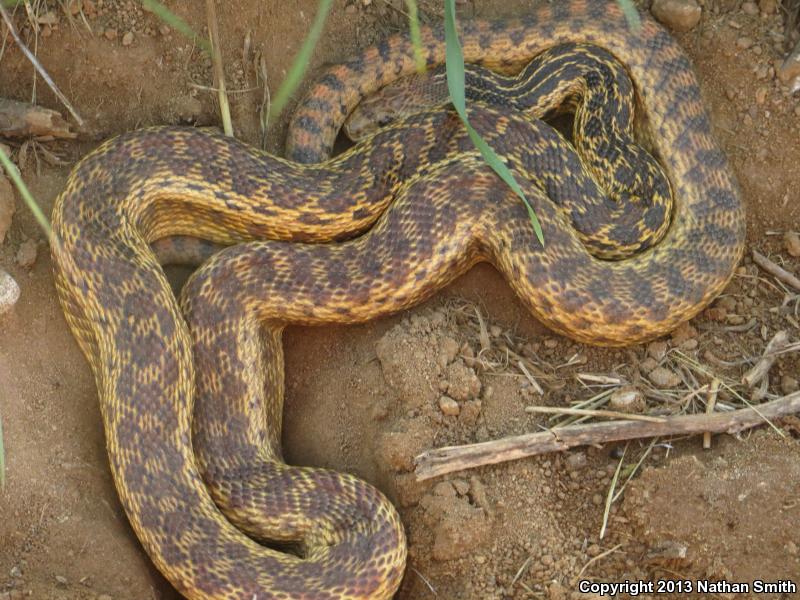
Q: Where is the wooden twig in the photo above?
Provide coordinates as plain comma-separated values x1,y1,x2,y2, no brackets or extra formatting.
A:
205,0,232,136
752,250,800,291
742,330,790,387
525,405,665,423
414,392,800,480
518,361,543,395
703,379,720,449
0,98,75,139
0,4,84,127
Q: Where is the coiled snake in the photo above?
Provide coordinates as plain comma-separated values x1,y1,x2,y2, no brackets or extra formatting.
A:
51,1,744,598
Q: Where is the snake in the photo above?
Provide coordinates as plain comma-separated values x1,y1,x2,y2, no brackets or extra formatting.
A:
50,1,745,599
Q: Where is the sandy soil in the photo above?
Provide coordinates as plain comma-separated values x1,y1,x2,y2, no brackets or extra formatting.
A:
1,1,799,599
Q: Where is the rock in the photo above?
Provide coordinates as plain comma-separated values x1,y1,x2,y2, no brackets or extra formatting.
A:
458,400,482,426
0,175,14,244
609,386,645,413
104,28,117,41
440,336,459,363
432,481,456,497
784,231,800,257
468,476,490,511
781,375,799,395
647,340,668,361
736,36,754,50
16,239,37,268
438,395,460,416
759,0,777,14
452,479,469,495
122,31,134,46
671,322,698,346
565,452,587,471
778,40,800,90
648,366,682,388
741,1,759,15
717,296,737,312
175,95,203,123
37,11,58,25
651,0,702,32
639,356,658,374
55,575,68,587
0,269,20,314
444,360,481,402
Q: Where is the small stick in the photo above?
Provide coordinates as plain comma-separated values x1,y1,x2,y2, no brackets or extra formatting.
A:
0,98,75,139
703,379,720,449
518,361,543,395
577,373,624,385
576,544,623,579
414,392,800,480
0,4,84,127
205,0,233,136
752,250,800,292
525,405,665,423
742,330,790,387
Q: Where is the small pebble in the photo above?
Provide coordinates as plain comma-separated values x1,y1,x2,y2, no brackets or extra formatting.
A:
122,31,134,46
781,375,799,395
649,366,682,388
741,1,759,15
671,322,698,345
783,231,800,257
55,575,68,587
647,340,668,361
777,40,800,86
438,395,460,416
452,479,469,495
639,356,658,374
609,386,645,413
440,336,459,363
759,0,777,14
565,452,587,471
651,0,702,32
432,481,456,497
37,11,58,25
737,36,754,50
104,28,117,41
0,269,20,315
16,239,37,268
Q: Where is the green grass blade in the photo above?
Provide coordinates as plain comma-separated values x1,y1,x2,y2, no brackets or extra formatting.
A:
268,0,333,126
443,0,544,245
0,146,52,237
616,0,642,30
141,0,211,53
405,0,426,72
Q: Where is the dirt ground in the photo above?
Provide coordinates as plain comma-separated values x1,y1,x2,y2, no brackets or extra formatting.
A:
1,0,799,599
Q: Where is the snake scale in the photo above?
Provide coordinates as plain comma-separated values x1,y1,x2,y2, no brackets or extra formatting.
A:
51,1,745,598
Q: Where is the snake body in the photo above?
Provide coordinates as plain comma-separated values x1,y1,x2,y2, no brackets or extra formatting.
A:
52,1,745,598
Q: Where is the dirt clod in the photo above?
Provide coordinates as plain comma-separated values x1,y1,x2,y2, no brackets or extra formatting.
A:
651,0,702,32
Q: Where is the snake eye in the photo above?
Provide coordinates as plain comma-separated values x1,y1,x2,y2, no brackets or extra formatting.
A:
378,116,393,127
